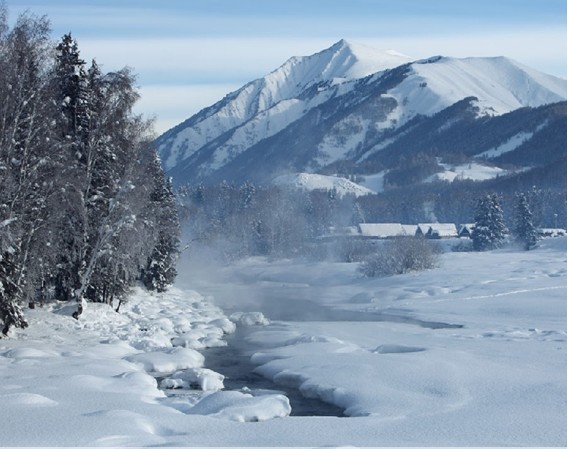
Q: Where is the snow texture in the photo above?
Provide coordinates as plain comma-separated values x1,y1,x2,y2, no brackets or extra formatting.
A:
0,238,565,446
159,39,411,171
273,172,374,197
427,161,507,182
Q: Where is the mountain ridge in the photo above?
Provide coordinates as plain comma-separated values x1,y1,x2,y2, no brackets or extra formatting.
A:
156,40,567,191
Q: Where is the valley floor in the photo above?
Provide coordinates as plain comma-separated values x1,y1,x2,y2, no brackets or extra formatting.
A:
0,238,566,446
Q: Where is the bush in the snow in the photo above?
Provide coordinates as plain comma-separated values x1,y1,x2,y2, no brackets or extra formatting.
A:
359,237,440,277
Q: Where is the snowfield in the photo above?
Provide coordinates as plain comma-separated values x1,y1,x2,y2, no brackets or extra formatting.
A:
0,238,566,446
273,172,374,197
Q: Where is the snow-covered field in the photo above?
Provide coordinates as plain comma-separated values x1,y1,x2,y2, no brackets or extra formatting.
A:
0,238,566,446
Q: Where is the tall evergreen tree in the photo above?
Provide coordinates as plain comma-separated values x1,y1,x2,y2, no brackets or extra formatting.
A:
143,156,180,292
514,193,538,250
471,193,508,251
51,32,89,305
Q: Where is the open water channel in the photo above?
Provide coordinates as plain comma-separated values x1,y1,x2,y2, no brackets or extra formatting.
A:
168,269,463,417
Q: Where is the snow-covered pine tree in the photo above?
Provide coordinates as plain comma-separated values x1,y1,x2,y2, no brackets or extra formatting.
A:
55,33,89,140
142,153,180,292
350,202,366,226
50,34,159,317
51,33,89,306
239,181,256,210
514,193,538,250
471,193,508,251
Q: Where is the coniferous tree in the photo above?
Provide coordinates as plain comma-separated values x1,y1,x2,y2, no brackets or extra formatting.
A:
143,156,181,292
471,193,508,251
514,193,538,250
51,32,88,305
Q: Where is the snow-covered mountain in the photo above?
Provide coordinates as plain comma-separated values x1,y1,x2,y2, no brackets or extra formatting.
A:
158,40,410,172
156,40,566,187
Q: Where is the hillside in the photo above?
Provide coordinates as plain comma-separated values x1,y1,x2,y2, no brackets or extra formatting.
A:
156,40,566,190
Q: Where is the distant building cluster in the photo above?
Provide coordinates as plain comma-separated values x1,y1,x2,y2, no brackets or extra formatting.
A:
326,223,566,240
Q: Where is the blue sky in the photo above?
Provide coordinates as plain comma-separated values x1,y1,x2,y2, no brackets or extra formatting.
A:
7,0,567,134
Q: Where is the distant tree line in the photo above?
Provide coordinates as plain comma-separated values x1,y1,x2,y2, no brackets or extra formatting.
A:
178,182,354,261
0,10,180,335
178,178,563,264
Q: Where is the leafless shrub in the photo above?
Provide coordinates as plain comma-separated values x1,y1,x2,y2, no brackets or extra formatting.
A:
359,237,441,277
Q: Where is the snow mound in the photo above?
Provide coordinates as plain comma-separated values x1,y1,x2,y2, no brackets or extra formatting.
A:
3,347,60,358
170,326,227,349
230,311,270,326
284,333,344,346
273,173,374,197
168,367,225,391
186,390,291,422
125,347,204,374
0,392,58,407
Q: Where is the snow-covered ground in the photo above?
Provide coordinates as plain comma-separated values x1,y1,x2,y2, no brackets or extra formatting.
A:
426,161,507,182
0,238,566,446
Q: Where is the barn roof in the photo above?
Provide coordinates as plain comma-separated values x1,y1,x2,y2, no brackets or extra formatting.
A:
358,223,409,238
427,223,458,237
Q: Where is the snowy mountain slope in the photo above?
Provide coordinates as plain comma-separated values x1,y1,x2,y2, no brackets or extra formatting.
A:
157,40,411,171
272,173,374,197
387,56,566,120
157,40,566,186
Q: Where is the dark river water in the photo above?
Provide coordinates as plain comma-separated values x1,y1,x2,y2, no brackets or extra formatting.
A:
201,326,346,417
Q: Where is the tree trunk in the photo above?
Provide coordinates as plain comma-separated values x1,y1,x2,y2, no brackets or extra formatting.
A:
72,297,85,320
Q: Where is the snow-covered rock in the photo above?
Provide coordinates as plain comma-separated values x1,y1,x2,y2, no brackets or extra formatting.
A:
230,311,270,326
125,347,204,374
185,390,291,422
169,367,225,391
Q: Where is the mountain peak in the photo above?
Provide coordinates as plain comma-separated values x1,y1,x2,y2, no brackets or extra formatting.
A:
320,39,411,80
246,40,411,116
